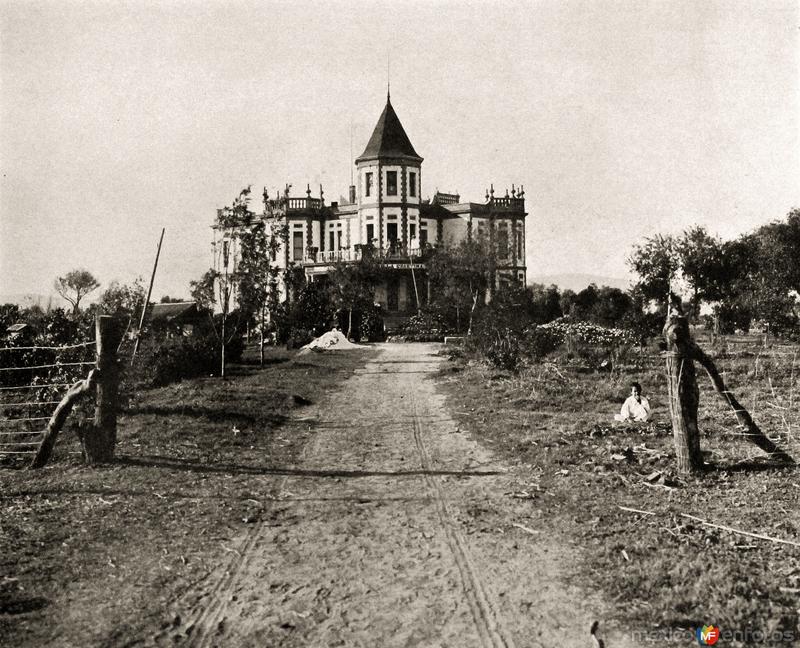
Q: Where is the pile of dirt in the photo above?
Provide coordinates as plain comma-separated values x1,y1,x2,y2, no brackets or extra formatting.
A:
300,329,366,352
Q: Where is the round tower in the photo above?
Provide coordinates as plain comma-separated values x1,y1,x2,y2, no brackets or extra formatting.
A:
355,93,423,251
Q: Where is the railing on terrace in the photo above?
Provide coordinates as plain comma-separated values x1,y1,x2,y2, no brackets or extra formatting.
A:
489,196,525,210
303,245,425,265
265,197,324,214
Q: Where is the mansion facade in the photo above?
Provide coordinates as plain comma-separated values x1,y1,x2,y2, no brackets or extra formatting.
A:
217,95,528,317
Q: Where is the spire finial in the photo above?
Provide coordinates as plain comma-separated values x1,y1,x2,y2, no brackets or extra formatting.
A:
387,52,391,102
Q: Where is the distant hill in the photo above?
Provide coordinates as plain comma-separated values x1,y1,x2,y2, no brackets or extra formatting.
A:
0,293,56,309
528,273,632,292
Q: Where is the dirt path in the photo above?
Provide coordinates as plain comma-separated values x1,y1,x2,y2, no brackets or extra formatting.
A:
150,344,633,648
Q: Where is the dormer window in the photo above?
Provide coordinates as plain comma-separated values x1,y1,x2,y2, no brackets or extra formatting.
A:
365,172,373,197
386,171,397,196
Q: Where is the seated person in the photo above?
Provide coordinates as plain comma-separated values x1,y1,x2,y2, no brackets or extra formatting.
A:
614,381,651,422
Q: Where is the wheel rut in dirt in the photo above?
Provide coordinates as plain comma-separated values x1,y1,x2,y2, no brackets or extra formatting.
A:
147,343,618,648
410,394,516,648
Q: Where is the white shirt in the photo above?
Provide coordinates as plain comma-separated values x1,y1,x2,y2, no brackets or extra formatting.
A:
618,395,650,422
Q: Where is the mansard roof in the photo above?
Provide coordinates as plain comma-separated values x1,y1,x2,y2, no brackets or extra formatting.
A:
356,96,422,163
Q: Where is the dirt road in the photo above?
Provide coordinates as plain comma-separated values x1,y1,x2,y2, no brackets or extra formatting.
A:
152,343,631,648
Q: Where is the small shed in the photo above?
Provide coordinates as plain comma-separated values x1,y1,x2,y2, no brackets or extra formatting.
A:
5,323,31,341
147,302,202,336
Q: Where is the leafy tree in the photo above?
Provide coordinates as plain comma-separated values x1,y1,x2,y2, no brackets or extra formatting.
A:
528,284,563,324
676,226,725,319
559,289,577,319
717,226,798,336
626,234,678,305
591,286,634,327
556,284,633,328
97,278,146,321
282,281,335,340
236,218,288,361
283,265,307,304
328,254,382,338
427,239,491,334
750,209,800,295
54,269,100,315
190,269,218,310
216,185,256,229
781,208,800,292
477,284,537,334
571,284,599,321
39,307,87,345
620,286,664,346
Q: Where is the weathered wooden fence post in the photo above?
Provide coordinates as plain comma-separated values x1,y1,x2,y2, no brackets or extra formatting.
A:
664,301,704,474
82,316,124,463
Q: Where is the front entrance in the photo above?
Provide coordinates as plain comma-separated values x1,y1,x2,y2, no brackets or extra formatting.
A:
387,276,399,311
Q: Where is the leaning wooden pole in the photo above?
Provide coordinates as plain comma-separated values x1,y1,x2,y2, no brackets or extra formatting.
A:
132,227,165,363
409,253,421,316
30,370,98,469
83,316,124,464
690,343,794,464
664,300,704,473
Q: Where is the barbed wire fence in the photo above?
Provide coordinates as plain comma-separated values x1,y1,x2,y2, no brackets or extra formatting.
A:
706,348,799,462
0,339,97,467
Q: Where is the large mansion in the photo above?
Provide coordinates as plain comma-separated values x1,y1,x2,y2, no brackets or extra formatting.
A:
216,94,528,318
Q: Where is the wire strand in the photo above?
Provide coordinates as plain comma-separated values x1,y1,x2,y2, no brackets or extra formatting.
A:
0,383,74,392
0,431,44,436
0,341,95,352
0,361,95,372
0,416,52,424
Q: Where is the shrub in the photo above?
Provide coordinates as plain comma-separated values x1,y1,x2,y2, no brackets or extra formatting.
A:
397,312,449,342
276,283,335,344
485,328,520,371
522,325,564,360
540,318,635,347
285,327,313,349
132,329,244,387
360,303,385,342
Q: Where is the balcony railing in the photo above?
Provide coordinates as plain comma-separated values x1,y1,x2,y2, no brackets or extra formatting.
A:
303,245,425,265
489,196,525,210
265,196,325,214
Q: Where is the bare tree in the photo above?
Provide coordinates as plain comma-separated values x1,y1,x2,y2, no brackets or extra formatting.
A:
54,269,100,315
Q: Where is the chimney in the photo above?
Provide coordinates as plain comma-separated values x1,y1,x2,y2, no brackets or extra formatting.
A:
349,185,356,204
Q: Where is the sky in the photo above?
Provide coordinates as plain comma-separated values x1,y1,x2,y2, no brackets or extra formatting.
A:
1,0,799,303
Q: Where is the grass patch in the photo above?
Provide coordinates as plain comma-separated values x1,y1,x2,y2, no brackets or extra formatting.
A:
0,346,375,648
438,348,800,645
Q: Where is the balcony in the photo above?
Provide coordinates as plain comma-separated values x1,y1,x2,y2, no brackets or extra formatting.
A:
303,245,425,265
488,196,525,211
265,196,325,215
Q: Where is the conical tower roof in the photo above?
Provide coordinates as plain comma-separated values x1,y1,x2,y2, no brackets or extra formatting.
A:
356,96,422,163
